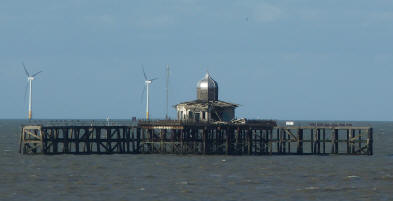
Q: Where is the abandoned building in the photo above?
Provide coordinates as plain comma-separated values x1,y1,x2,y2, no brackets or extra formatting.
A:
176,73,238,122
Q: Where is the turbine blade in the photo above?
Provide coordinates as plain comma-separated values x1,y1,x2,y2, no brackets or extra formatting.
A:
32,71,43,77
150,77,159,82
142,65,148,80
24,82,28,104
22,62,30,77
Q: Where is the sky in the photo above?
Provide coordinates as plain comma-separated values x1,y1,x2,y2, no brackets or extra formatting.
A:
0,0,393,121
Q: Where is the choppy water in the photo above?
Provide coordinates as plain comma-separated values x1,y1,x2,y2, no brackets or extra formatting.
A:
1,120,393,201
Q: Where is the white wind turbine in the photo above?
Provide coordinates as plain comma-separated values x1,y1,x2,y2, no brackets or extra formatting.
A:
142,66,158,120
23,63,43,120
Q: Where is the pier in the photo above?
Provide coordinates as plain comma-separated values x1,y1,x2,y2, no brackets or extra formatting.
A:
19,120,373,155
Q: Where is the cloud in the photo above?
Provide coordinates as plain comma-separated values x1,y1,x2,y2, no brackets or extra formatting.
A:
253,3,283,22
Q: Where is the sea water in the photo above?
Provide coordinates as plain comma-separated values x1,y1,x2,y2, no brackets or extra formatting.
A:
0,120,392,201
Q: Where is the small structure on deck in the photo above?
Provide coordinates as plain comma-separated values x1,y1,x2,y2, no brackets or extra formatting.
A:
176,73,238,122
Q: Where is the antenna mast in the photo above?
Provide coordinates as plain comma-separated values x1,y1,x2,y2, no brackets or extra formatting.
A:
165,65,170,119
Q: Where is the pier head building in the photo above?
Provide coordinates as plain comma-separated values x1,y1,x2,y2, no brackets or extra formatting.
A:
175,73,238,122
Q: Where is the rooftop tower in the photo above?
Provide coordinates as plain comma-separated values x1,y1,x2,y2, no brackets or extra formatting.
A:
196,73,218,101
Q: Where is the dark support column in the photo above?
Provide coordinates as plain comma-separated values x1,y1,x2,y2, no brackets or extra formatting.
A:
266,130,271,153
136,128,141,153
195,129,200,154
334,129,339,154
126,128,130,153
180,129,184,154
310,129,314,154
259,129,266,154
96,128,101,153
346,129,350,154
269,129,273,155
317,129,321,154
219,128,223,154
241,129,244,154
75,128,80,154
53,129,58,154
282,130,286,154
358,130,362,153
149,129,153,153
323,129,326,154
160,129,164,153
258,130,262,155
225,129,230,155
276,129,280,154
191,129,196,154
41,129,47,154
288,130,292,154
64,128,69,153
330,130,334,154
247,129,252,155
297,129,303,155
236,129,240,154
203,128,207,155
351,129,355,153
368,128,373,155
131,127,135,153
85,128,91,153
120,128,125,153
170,129,175,154
115,128,120,153
313,129,317,154
107,128,112,153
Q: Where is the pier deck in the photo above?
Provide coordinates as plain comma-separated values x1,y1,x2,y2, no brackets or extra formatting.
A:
19,120,373,155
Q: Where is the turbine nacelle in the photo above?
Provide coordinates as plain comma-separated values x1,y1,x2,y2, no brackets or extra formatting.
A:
28,77,34,81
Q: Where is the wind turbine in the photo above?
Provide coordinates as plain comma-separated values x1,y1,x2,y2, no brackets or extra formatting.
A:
23,63,43,120
142,66,158,120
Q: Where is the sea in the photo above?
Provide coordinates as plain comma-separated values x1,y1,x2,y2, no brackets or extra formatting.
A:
0,120,392,201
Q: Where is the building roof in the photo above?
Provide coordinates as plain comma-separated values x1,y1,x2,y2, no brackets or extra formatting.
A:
197,73,218,89
176,100,239,108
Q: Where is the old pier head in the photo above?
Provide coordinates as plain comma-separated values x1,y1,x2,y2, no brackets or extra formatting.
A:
20,73,373,155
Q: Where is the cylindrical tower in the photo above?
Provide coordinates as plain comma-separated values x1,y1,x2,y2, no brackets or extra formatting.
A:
196,73,218,101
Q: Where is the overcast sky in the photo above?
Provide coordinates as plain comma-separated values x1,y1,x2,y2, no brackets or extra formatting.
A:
1,0,392,121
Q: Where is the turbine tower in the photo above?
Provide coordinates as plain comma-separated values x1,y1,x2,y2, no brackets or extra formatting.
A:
23,63,43,120
165,65,170,120
142,67,158,120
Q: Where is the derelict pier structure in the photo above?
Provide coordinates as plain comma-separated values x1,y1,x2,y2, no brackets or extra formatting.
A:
20,120,373,155
19,73,373,156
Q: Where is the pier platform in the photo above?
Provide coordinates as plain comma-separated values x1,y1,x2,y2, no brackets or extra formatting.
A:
19,120,373,155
